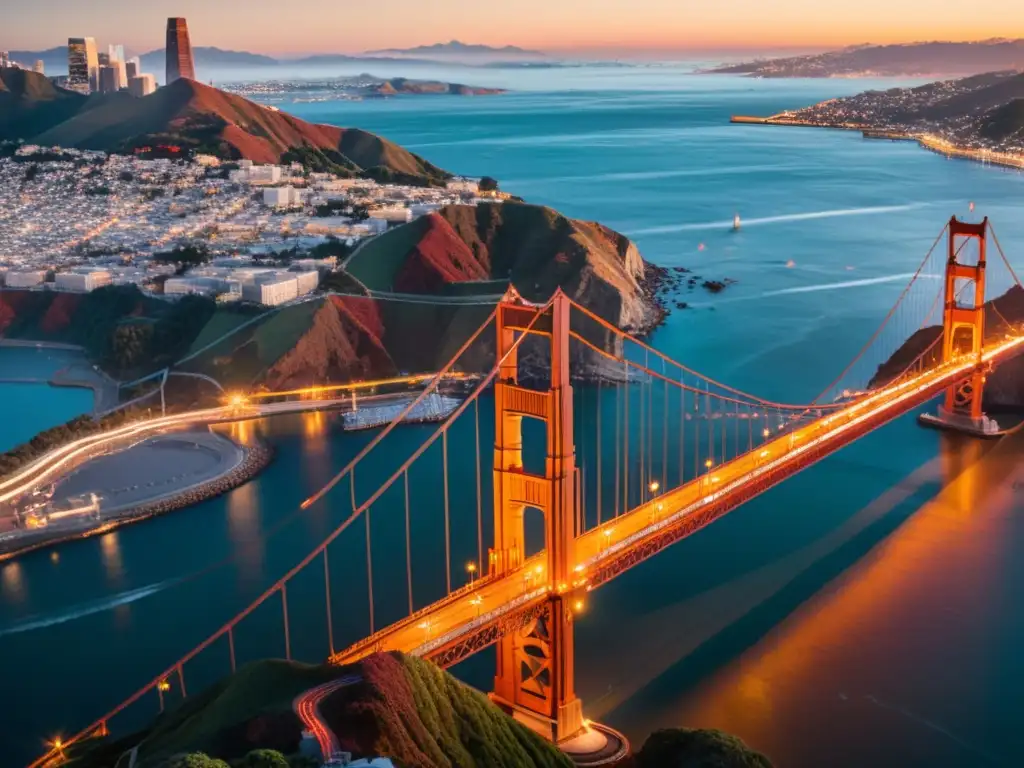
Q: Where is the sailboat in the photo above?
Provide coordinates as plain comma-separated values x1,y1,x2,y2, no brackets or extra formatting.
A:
732,213,741,231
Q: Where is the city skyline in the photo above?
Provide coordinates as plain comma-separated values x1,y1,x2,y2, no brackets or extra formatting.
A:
4,0,1024,56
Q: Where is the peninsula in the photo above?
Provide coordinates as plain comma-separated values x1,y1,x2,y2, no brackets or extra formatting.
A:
731,70,1024,170
705,39,1024,78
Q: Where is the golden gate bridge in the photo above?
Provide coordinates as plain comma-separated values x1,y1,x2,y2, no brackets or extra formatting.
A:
29,216,1024,766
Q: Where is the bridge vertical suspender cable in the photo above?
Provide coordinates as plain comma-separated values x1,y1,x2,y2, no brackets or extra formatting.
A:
324,548,334,656
618,360,626,518
443,429,451,595
610,376,618,520
662,357,668,492
475,398,483,573
678,369,685,489
596,378,602,527
404,469,413,614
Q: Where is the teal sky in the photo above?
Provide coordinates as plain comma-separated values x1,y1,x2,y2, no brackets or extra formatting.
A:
4,0,1023,55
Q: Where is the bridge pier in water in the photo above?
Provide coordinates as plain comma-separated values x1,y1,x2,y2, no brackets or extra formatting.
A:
920,217,1002,437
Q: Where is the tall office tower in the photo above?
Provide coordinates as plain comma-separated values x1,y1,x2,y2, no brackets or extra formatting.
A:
98,65,120,94
128,73,157,97
165,18,196,83
106,44,127,88
98,52,110,66
125,57,140,80
108,44,125,63
67,37,99,94
33,60,45,74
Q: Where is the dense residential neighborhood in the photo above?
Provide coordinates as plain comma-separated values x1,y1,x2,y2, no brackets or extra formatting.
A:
0,147,485,305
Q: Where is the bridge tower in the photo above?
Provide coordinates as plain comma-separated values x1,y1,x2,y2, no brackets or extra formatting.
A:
489,287,585,743
923,216,998,435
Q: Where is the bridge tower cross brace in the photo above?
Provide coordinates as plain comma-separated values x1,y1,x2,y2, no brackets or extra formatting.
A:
489,287,585,743
942,216,988,422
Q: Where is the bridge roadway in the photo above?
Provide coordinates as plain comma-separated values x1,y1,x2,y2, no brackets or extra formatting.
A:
0,392,425,506
331,334,1024,669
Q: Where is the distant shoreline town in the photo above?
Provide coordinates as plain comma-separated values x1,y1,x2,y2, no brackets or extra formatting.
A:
730,69,1024,171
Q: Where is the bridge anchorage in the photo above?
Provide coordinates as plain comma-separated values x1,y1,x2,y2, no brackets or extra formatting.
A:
919,216,1002,437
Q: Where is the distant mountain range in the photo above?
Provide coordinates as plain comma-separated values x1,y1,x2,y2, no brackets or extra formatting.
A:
8,42,553,79
0,68,450,185
365,40,548,58
705,39,1024,78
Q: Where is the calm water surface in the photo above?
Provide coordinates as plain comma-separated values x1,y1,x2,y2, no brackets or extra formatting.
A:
2,67,1024,766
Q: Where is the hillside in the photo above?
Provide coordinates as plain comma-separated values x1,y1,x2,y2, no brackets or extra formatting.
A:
347,202,658,333
366,40,547,60
2,70,450,184
64,653,572,768
870,285,1024,408
979,98,1024,142
706,39,1024,78
0,67,87,140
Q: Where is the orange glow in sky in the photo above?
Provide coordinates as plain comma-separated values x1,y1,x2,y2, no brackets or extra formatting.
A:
5,0,1024,54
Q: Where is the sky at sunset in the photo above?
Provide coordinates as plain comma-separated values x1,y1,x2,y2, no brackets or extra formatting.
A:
4,0,1023,55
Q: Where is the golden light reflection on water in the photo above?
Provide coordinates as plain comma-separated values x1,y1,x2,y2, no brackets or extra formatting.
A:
227,476,264,587
100,532,124,587
667,432,1022,762
1,561,25,604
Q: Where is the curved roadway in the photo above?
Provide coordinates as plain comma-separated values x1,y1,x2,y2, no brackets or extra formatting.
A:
293,675,361,760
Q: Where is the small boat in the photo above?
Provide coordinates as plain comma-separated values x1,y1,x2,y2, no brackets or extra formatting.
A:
969,201,975,213
732,213,741,231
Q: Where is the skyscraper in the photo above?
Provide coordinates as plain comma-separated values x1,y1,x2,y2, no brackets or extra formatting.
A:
129,74,157,97
98,65,120,94
165,17,195,84
67,37,98,94
125,57,140,80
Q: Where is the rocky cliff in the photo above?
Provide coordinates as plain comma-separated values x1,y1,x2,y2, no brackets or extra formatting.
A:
348,202,661,335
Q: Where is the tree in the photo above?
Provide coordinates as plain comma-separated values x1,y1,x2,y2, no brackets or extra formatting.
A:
237,749,290,768
636,728,774,768
479,176,500,192
165,753,230,768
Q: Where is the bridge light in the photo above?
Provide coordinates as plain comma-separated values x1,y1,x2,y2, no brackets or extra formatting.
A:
534,564,544,576
760,450,769,458
711,476,720,484
763,428,770,438
657,503,663,511
573,599,585,613
603,528,613,538
704,459,713,469
573,564,585,573
157,680,171,692
648,480,660,493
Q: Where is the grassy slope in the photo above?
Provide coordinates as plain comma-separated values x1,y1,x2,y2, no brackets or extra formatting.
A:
344,216,431,291
69,654,571,768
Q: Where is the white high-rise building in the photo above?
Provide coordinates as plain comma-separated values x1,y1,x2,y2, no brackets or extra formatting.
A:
128,74,157,97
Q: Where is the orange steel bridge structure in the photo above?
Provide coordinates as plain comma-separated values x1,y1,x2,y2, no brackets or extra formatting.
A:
29,217,1024,765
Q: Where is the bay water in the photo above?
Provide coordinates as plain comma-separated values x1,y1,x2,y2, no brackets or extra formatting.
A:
2,66,1024,766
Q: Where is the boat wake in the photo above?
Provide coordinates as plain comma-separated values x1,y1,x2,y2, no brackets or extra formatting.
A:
687,273,926,309
0,580,176,637
628,204,925,236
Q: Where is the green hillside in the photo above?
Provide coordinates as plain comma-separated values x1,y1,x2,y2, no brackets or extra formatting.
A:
64,654,571,768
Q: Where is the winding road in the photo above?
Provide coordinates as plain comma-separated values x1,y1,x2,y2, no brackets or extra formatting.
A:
293,675,361,760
